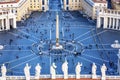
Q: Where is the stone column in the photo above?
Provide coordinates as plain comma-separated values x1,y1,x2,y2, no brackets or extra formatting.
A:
97,16,101,28
109,18,111,28
64,0,66,10
47,0,49,10
1,19,3,28
13,16,17,29
103,17,108,29
116,19,119,30
2,19,4,30
45,0,46,11
44,0,48,12
5,18,10,30
112,18,115,29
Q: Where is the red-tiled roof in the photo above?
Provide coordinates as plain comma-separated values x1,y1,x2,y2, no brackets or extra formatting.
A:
0,0,20,4
92,0,107,3
112,0,120,2
38,78,100,80
38,78,120,80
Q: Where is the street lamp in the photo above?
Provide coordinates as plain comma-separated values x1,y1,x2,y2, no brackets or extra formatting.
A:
117,49,120,75
111,40,120,75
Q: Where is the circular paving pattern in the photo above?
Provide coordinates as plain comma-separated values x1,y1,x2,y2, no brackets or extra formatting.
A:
31,40,84,56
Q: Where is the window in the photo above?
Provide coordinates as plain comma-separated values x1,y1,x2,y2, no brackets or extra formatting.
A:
42,0,44,5
66,0,69,5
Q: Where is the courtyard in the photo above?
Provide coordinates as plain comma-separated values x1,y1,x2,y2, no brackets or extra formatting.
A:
0,0,120,77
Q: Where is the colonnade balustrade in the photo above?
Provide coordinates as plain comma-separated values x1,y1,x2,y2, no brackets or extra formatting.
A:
0,9,16,31
97,9,120,30
0,61,115,80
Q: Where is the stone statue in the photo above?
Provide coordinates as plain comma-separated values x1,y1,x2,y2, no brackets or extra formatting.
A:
62,60,68,79
75,62,82,79
35,63,42,79
1,64,7,77
24,63,31,80
50,62,57,79
101,64,107,80
92,63,97,79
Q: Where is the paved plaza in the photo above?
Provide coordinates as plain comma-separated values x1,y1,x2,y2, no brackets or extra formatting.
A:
0,0,120,76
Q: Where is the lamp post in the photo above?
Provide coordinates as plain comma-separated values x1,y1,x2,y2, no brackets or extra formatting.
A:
117,49,120,75
111,40,120,75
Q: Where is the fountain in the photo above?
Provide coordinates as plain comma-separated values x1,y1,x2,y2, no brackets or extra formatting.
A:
0,44,4,50
52,12,63,50
111,40,120,48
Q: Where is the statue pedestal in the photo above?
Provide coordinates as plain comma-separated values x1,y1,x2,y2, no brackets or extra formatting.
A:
64,74,68,79
26,77,30,80
101,76,106,80
92,74,97,79
76,74,80,79
1,77,6,80
52,45,63,50
35,76,40,79
51,75,56,79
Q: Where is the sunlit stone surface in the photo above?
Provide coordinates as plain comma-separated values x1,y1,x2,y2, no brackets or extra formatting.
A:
0,0,119,79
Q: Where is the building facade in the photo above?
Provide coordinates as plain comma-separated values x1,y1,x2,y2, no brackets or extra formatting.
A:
0,9,16,31
29,0,49,12
63,0,82,11
97,8,120,30
81,0,107,19
0,0,49,31
111,0,120,10
0,0,30,21
0,0,49,21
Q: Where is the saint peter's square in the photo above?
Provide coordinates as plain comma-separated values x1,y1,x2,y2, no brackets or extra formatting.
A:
0,0,120,80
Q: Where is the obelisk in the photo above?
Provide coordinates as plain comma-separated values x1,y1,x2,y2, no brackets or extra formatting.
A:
52,12,63,50
56,12,59,47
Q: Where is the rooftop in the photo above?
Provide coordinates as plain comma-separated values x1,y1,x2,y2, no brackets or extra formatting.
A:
84,0,107,7
0,0,19,4
93,0,107,3
111,0,120,10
